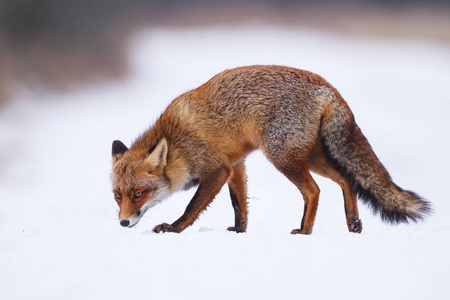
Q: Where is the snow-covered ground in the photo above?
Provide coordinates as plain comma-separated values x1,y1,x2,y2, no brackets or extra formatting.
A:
1,26,450,299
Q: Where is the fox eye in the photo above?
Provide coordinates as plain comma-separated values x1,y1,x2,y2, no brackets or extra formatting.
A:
134,192,143,200
114,193,122,201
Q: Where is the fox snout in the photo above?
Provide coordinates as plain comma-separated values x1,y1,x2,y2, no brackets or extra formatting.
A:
118,215,140,228
118,209,143,228
120,220,130,227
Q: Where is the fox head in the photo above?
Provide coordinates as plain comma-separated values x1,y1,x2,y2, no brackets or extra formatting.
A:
111,138,170,228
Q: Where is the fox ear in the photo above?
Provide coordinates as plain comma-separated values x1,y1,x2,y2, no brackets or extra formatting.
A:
112,140,128,164
141,138,168,174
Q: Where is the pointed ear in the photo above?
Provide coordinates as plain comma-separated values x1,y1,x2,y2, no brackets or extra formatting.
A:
141,138,168,174
112,140,128,164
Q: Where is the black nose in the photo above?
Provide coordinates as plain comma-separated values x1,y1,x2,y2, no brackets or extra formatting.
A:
120,220,130,227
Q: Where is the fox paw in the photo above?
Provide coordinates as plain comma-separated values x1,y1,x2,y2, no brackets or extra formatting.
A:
227,226,246,233
291,228,311,235
348,219,363,233
153,223,179,233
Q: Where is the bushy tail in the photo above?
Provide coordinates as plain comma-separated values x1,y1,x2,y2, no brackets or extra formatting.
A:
320,102,431,223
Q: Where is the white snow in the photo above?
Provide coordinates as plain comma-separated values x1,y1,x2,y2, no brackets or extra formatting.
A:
1,26,450,300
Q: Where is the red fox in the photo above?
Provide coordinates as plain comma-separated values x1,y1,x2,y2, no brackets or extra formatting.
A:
111,65,430,234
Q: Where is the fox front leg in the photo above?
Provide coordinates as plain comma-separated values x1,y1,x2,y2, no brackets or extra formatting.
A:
226,160,248,233
153,166,231,233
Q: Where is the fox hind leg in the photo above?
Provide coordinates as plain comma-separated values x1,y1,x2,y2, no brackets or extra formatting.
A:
309,142,362,233
262,130,322,234
268,154,320,235
342,184,362,233
227,160,248,233
288,170,321,235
